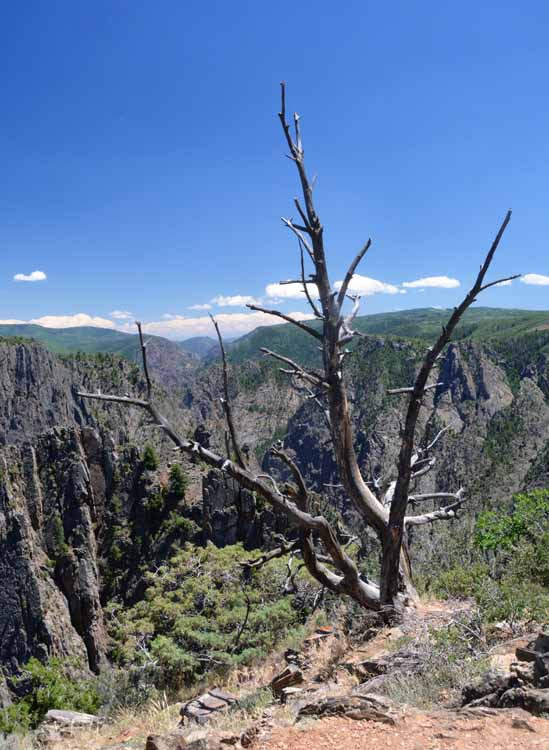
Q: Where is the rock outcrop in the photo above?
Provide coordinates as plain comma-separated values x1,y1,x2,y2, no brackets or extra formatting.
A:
461,631,549,715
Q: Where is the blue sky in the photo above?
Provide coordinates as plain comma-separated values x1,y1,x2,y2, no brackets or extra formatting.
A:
1,1,548,340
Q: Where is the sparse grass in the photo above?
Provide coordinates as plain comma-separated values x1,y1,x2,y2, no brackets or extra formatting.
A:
0,735,34,750
381,614,490,709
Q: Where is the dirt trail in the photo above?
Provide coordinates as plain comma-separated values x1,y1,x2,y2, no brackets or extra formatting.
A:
260,710,549,750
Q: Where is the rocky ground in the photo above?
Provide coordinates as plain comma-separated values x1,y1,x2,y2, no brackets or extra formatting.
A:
30,602,549,750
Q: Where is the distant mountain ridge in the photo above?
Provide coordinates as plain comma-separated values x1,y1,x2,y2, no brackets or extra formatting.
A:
0,324,199,395
2,308,548,362
225,307,549,366
178,336,218,358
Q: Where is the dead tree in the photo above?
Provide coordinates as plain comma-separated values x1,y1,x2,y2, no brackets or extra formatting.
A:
78,85,518,612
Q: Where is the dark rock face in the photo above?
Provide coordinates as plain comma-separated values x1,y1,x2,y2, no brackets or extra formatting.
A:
0,341,188,685
0,429,109,677
0,339,280,688
201,470,287,549
0,446,90,679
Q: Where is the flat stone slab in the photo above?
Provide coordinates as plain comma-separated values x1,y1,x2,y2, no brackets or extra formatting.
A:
45,709,102,726
181,687,238,725
207,688,237,704
197,694,229,711
516,646,539,663
304,626,336,644
271,663,304,695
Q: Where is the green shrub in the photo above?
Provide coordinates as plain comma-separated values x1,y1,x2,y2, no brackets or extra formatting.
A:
426,562,490,600
421,490,549,626
143,492,164,514
475,489,549,552
109,543,310,690
159,512,198,540
474,573,549,626
48,511,69,559
142,444,159,471
0,658,101,735
168,464,188,499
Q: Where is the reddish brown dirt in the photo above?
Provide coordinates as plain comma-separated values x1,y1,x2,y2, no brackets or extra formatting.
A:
259,709,549,750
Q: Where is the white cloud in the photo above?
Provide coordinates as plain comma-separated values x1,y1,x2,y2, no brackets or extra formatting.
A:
520,273,549,286
495,279,513,287
0,313,116,329
110,310,134,320
13,270,47,282
402,275,460,289
33,313,116,329
187,304,212,311
125,310,316,340
1,308,320,339
211,294,261,307
265,281,318,300
334,274,401,296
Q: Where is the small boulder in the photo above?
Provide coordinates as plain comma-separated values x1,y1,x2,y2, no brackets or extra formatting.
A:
145,733,187,750
280,686,304,703
270,663,303,696
181,688,237,725
461,670,514,705
533,631,549,653
499,687,549,714
512,661,535,685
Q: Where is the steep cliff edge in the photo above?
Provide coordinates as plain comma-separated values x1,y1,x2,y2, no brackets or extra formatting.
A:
0,341,194,685
0,340,275,688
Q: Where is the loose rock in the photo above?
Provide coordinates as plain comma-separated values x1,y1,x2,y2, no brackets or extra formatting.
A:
181,688,237,725
297,692,399,724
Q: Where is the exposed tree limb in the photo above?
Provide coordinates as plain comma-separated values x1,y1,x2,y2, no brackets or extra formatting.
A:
260,347,327,388
387,383,443,396
269,443,309,510
281,217,315,259
405,489,467,526
298,239,323,318
136,322,153,401
337,238,372,307
241,539,300,569
246,303,322,340
231,593,251,652
381,209,514,605
210,314,247,469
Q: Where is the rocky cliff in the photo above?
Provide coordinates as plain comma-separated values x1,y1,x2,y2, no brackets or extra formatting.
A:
0,341,188,685
0,341,279,689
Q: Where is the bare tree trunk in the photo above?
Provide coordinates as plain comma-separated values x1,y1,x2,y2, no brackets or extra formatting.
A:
78,85,518,616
